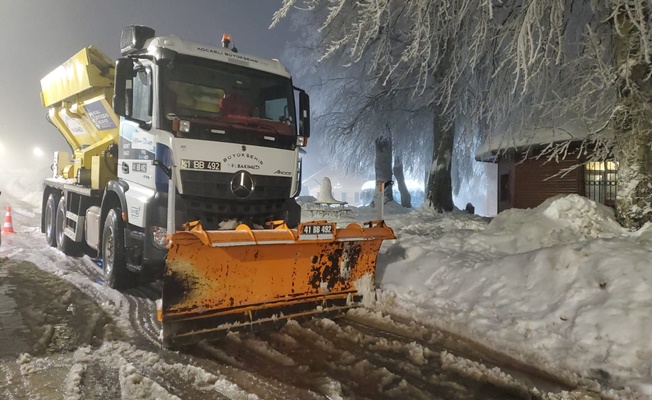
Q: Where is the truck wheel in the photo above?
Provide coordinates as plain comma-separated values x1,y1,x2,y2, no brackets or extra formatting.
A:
44,194,58,247
102,208,132,289
55,197,79,255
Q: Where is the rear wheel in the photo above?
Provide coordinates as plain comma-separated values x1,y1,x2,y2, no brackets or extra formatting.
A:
55,197,78,255
102,208,132,289
44,193,58,247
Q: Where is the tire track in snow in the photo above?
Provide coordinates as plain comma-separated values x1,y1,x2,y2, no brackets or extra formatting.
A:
124,293,160,347
310,317,525,399
0,362,22,400
7,224,164,348
66,341,255,400
339,311,600,400
195,312,599,400
7,353,76,400
344,309,585,394
306,317,466,399
193,335,324,400
271,319,437,400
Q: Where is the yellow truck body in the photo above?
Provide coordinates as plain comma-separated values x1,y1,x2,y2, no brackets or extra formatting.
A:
40,47,119,189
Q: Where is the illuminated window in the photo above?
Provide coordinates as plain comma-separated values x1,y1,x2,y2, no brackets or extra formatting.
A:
585,161,617,206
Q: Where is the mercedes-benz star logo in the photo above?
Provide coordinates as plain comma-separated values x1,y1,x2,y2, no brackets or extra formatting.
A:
230,171,255,199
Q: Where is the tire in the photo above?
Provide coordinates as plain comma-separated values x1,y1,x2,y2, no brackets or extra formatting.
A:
44,193,58,247
102,208,132,289
55,196,79,255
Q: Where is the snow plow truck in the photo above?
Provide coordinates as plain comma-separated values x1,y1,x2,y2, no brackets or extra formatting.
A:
40,26,395,347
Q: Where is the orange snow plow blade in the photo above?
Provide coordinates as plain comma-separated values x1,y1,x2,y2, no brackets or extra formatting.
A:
159,220,395,347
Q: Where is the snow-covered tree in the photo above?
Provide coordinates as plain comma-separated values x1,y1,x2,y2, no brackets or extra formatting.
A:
273,0,495,212
275,0,652,227
280,8,432,206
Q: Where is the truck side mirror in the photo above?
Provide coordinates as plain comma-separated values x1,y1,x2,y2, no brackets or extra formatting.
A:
113,57,134,117
298,90,310,138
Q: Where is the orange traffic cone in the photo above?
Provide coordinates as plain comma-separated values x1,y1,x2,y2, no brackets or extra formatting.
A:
3,205,15,234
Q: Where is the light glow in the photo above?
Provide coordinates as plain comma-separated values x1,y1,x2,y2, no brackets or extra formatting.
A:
33,147,44,158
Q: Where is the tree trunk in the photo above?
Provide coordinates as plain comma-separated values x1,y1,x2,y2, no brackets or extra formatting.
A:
426,103,454,212
393,156,412,208
375,136,394,204
612,7,652,228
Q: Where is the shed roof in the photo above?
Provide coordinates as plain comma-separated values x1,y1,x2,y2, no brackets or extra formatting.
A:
475,118,611,162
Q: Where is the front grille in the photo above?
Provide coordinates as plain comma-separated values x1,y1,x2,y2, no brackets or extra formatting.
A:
180,170,291,200
180,196,286,229
179,170,291,229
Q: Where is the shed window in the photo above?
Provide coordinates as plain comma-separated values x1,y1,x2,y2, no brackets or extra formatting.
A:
585,161,617,206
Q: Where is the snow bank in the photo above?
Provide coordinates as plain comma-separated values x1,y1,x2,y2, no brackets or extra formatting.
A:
377,194,652,396
468,194,626,254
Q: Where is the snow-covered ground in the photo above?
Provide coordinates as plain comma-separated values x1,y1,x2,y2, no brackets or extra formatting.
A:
2,168,651,398
345,196,652,398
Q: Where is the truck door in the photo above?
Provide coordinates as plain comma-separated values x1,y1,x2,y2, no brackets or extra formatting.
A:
118,66,157,228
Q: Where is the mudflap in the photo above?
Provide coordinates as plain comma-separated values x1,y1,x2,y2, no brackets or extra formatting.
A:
158,220,395,348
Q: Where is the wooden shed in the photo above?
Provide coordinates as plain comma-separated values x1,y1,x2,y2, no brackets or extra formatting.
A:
477,124,617,213
490,150,617,213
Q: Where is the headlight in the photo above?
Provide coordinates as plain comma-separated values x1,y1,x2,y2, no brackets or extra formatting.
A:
152,226,168,249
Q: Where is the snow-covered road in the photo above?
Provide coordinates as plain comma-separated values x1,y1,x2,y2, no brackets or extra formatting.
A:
0,194,603,399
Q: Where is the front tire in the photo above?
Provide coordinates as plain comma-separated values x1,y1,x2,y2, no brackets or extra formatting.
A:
55,196,78,255
102,208,132,289
44,193,58,247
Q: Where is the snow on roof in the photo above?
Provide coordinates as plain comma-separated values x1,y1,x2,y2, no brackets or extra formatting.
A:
475,119,610,162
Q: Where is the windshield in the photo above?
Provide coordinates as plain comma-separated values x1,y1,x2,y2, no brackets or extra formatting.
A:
160,55,296,147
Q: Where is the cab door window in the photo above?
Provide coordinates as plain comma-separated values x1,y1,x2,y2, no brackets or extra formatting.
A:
132,67,152,123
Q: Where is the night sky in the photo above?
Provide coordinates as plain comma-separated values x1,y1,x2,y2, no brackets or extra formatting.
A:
0,0,294,168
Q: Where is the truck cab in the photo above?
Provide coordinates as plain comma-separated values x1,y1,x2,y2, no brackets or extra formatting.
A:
41,26,310,288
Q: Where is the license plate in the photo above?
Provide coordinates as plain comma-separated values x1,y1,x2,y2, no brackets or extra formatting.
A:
181,159,221,171
299,223,335,239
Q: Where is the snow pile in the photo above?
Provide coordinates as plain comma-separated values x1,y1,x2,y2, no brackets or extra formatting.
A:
376,194,652,396
469,194,626,254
